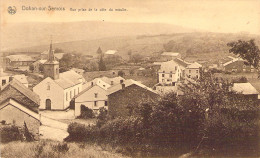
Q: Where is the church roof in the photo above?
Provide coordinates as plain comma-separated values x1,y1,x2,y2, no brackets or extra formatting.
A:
55,70,84,89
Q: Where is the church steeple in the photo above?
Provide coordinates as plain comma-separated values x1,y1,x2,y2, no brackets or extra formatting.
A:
43,39,59,80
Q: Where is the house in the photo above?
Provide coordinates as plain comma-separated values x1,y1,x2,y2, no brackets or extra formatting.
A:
33,42,85,110
32,60,47,72
105,50,117,56
0,79,40,139
5,55,35,71
232,83,259,101
158,60,181,85
185,62,202,79
74,84,108,117
0,68,29,90
74,76,125,116
161,52,181,61
223,58,256,73
71,68,85,76
107,79,159,118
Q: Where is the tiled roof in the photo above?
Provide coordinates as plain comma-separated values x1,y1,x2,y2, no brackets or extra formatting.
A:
6,55,35,62
232,83,259,95
107,79,157,95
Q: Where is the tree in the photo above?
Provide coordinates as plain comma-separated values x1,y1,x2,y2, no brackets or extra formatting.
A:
29,64,34,72
39,64,44,73
96,47,102,55
118,70,125,77
128,50,132,61
98,55,106,71
227,39,260,69
131,53,144,64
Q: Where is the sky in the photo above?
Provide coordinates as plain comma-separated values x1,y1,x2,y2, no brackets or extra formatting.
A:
1,0,260,34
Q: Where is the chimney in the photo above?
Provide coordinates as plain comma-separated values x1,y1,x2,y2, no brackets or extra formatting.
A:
122,83,125,89
120,79,124,84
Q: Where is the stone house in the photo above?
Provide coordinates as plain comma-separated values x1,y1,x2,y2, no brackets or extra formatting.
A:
5,55,35,71
0,79,40,139
158,60,181,85
185,62,202,79
107,79,159,118
223,58,256,73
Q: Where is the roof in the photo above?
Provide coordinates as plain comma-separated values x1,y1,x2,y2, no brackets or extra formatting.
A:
99,76,125,85
71,68,84,73
107,79,157,95
187,62,202,69
153,62,163,66
13,74,28,85
34,60,47,64
6,55,35,62
55,70,84,89
74,84,107,99
223,58,244,67
232,83,259,95
41,51,64,60
0,79,40,112
174,58,190,67
161,52,180,57
105,50,117,55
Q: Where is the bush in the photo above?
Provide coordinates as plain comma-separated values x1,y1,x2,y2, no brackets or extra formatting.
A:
78,105,95,119
0,125,22,143
232,76,248,83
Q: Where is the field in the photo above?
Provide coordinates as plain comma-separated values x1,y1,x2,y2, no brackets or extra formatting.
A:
0,140,128,158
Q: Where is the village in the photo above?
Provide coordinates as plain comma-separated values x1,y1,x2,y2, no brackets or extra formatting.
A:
1,37,260,143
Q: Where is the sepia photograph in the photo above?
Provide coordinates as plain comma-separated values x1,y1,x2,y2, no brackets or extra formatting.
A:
0,0,259,157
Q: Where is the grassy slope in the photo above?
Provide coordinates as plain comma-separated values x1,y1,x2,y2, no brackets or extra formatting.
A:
0,140,128,158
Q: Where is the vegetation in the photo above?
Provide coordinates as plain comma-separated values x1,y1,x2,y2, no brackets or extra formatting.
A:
0,125,21,143
227,39,260,69
59,53,87,72
0,140,126,158
66,72,259,157
77,106,95,119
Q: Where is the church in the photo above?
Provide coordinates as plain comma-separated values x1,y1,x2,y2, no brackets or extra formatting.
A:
33,42,85,110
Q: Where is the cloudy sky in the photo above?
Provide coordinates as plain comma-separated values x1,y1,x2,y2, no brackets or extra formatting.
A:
1,0,260,34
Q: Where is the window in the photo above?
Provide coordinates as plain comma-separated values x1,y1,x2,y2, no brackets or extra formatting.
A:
196,70,199,73
189,70,191,73
188,75,191,78
196,75,198,78
175,66,177,70
170,74,172,77
94,101,97,106
111,81,114,85
163,71,165,73
170,71,172,74
162,79,165,82
162,74,165,77
2,79,6,86
47,83,50,90
95,93,98,98
66,92,68,101
172,82,175,86
105,101,108,106
91,82,94,86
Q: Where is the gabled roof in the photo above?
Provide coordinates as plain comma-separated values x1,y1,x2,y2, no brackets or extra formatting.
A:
232,83,259,95
6,55,35,62
74,84,107,99
161,52,180,57
99,76,125,85
13,74,28,85
0,79,40,112
107,79,157,95
55,70,84,89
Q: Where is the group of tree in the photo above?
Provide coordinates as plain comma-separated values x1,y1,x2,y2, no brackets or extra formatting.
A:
66,71,259,157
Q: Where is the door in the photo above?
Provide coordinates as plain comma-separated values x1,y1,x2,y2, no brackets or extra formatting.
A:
46,99,51,110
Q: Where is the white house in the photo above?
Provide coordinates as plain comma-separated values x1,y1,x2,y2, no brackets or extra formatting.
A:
158,60,181,85
74,84,108,117
33,42,85,110
185,62,202,79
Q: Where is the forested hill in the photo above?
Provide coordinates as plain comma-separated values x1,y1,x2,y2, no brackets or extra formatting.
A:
9,32,260,62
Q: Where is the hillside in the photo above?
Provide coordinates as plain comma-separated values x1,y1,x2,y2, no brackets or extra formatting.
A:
1,21,197,51
9,32,260,63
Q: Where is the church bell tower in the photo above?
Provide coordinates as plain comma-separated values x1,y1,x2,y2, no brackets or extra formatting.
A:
43,40,59,80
